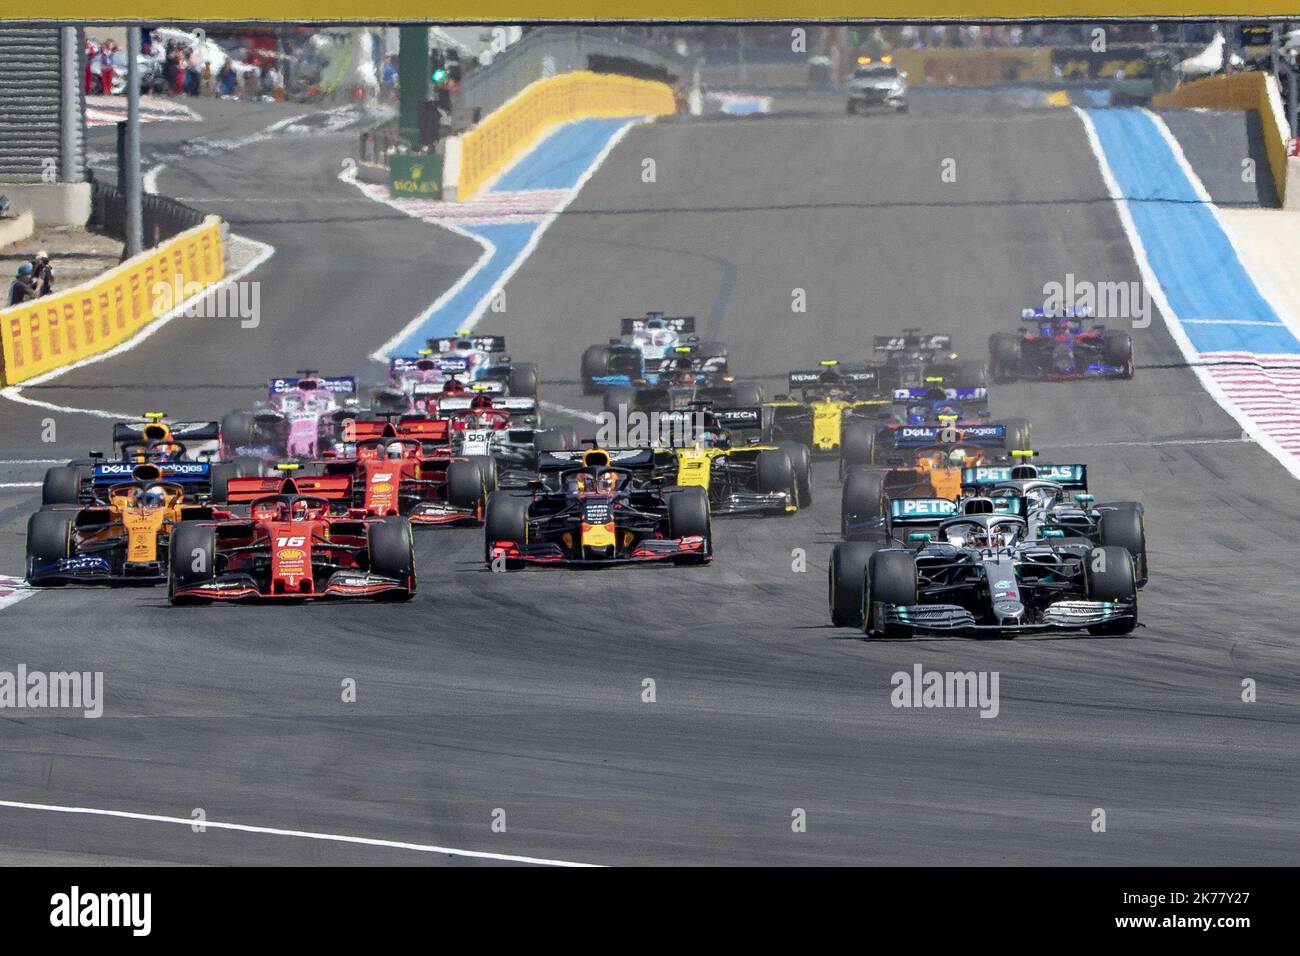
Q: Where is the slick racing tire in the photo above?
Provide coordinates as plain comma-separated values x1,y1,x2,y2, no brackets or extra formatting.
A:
484,491,530,568
840,420,876,473
842,468,885,540
667,486,711,565
209,457,262,504
829,541,872,628
533,428,571,456
1104,331,1135,379
603,386,636,417
41,465,86,506
1084,545,1137,635
1001,418,1032,454
1100,503,1148,588
756,448,795,497
864,550,918,638
466,455,498,494
581,346,611,395
221,410,257,453
730,382,764,407
989,332,1022,384
26,510,73,586
775,441,813,507
168,521,217,605
446,459,488,514
508,362,541,403
954,359,987,390
367,517,416,600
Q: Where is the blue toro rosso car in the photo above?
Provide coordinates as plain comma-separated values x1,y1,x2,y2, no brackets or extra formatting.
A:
988,307,1134,383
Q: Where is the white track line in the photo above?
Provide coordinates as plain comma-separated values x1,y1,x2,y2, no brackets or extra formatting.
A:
0,235,275,421
541,400,602,424
0,482,40,488
1071,106,1300,482
0,798,599,867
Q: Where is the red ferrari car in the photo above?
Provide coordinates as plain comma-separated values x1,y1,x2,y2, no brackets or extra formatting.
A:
167,470,416,603
323,417,495,525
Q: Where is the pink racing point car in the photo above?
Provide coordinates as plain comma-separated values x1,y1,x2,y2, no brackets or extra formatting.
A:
221,373,360,461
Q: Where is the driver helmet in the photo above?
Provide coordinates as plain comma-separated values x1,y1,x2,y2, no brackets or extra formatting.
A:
596,470,619,495
989,522,1019,549
141,484,167,508
385,441,406,459
947,448,968,466
1023,485,1056,511
291,499,312,521
646,317,667,331
470,395,493,412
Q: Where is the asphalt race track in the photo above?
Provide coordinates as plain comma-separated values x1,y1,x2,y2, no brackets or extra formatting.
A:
0,93,1297,865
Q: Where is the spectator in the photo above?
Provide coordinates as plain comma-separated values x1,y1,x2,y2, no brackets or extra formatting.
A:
84,36,99,94
382,56,398,100
99,39,117,96
8,263,36,307
217,61,238,98
30,251,53,297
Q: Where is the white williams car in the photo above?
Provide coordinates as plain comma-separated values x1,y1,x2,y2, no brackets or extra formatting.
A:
847,59,908,114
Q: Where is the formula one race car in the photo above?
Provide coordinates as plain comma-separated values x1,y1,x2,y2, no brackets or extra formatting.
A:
221,373,361,460
763,362,890,457
829,495,1138,636
484,447,712,568
426,332,540,402
989,307,1134,382
167,471,415,603
580,313,728,395
840,439,1002,539
435,392,579,484
869,330,986,392
40,413,261,506
646,407,812,515
600,344,762,415
317,418,495,525
26,463,223,585
371,351,468,413
841,415,1029,478
959,454,1148,587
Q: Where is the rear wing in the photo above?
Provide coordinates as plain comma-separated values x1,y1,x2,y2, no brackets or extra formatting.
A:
892,424,1006,447
537,448,656,472
269,375,356,397
891,386,988,403
92,461,210,486
224,474,354,502
112,420,221,444
708,406,763,431
346,418,450,443
886,497,958,526
1020,306,1094,322
621,313,695,335
873,333,952,352
428,334,505,353
788,367,879,392
960,463,1089,491
389,355,452,375
438,395,537,417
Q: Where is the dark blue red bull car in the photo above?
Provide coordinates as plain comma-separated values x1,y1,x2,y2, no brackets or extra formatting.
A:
988,308,1134,383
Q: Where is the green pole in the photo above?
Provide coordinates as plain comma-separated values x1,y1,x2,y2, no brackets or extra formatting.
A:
398,26,429,149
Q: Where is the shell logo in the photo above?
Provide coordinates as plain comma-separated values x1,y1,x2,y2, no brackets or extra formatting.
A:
371,482,393,494
278,548,305,560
